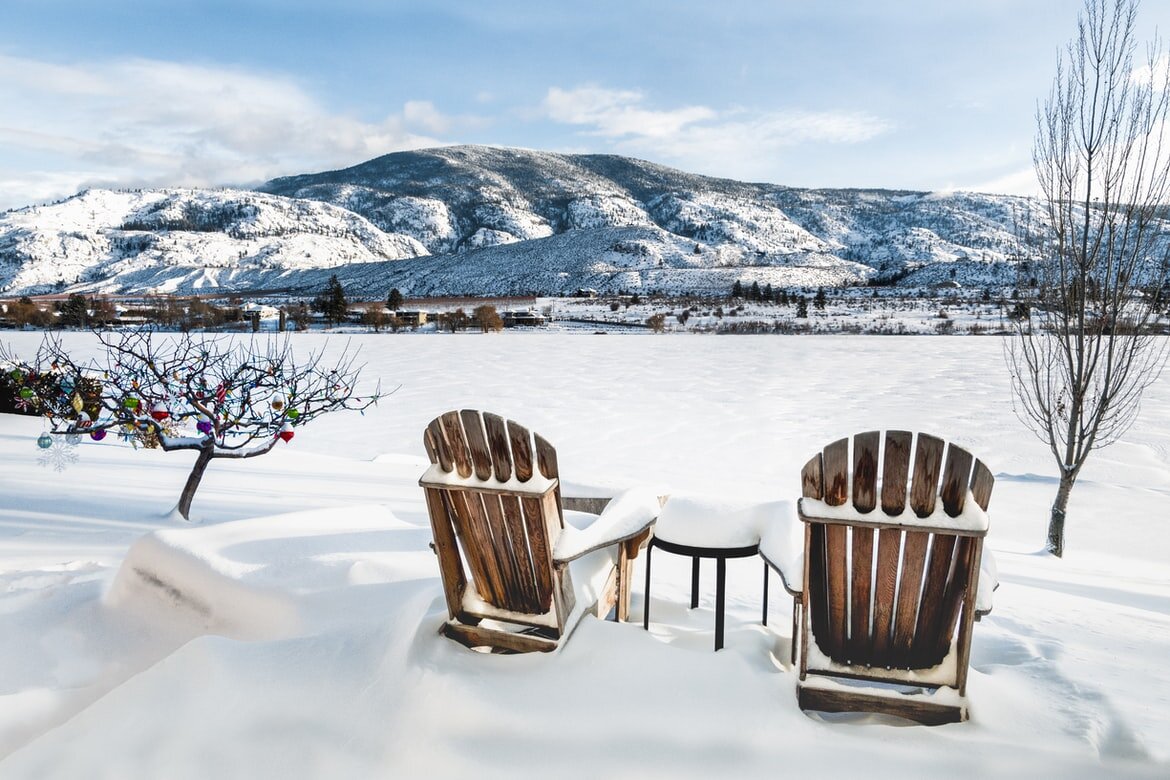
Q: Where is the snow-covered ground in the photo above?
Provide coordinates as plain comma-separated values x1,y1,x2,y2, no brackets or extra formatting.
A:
0,333,1167,778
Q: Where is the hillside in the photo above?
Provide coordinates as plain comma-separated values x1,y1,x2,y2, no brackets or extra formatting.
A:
0,145,1065,297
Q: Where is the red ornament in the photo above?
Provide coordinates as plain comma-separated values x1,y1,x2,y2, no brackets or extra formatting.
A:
278,428,294,443
150,408,170,421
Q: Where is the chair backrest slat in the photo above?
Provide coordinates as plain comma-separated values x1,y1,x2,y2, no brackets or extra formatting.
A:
912,533,958,666
940,445,974,517
483,412,513,482
970,460,995,512
801,453,824,500
441,411,474,479
849,526,875,661
910,434,944,517
509,420,534,482
461,409,494,481
852,431,880,513
890,529,929,659
881,430,912,514
823,438,850,506
871,527,902,666
825,524,849,657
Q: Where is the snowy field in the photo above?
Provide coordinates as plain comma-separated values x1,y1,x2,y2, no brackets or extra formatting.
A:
0,332,1168,778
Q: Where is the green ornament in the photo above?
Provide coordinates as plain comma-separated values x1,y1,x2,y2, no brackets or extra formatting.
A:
19,388,34,399
286,408,299,420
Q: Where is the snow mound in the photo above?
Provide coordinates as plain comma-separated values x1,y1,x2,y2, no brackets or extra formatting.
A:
105,504,404,641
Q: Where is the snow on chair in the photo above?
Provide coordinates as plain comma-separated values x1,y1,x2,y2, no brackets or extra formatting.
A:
420,410,660,653
791,431,995,724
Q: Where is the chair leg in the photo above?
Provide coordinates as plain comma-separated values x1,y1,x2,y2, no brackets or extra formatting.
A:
643,540,653,631
715,557,727,651
690,556,700,609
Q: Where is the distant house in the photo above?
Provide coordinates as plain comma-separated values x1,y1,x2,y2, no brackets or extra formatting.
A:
396,310,428,327
574,288,598,298
502,310,546,327
241,302,281,319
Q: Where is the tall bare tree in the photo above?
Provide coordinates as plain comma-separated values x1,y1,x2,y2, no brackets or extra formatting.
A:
1009,0,1170,556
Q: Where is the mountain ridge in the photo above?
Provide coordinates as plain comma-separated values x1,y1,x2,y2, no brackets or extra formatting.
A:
1,145,1054,297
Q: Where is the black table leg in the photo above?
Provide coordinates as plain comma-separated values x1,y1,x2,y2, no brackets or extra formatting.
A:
643,541,653,630
690,556,700,609
715,557,727,651
762,562,769,626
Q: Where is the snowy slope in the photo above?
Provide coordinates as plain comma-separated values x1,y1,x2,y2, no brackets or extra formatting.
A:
0,189,426,295
0,334,1167,778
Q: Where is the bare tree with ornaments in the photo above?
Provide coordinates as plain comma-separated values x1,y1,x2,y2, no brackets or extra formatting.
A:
1,329,385,520
1007,0,1170,557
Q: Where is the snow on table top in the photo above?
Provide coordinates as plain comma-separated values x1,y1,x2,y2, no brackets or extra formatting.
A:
654,495,795,549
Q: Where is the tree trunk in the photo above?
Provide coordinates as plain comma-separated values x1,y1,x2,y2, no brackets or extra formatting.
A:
1047,471,1076,558
177,445,215,521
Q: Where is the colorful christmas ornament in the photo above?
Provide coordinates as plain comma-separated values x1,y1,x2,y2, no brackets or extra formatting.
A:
90,429,107,441
196,419,213,434
124,397,139,410
19,387,33,399
150,406,170,421
286,408,300,420
37,432,52,449
277,423,294,443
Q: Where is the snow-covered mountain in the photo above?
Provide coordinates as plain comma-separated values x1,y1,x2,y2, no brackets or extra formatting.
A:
0,145,1062,297
0,189,425,295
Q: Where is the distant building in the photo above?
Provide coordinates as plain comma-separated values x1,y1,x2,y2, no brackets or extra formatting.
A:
396,310,428,327
502,310,546,327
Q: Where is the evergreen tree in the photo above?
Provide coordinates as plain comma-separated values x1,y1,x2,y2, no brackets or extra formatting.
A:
764,283,774,302
387,288,404,311
731,280,743,299
749,281,762,301
813,286,827,310
313,275,348,327
795,296,809,318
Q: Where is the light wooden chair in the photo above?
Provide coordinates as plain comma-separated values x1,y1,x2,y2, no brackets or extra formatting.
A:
420,410,659,653
777,431,995,725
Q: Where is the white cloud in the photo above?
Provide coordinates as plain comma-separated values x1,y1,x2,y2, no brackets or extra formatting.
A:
541,85,891,182
0,54,468,209
954,166,1041,197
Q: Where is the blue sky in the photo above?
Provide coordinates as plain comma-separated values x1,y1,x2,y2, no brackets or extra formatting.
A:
2,0,1168,210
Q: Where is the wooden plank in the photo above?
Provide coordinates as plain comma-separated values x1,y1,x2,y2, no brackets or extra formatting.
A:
427,418,453,472
801,453,824,500
422,423,439,466
482,413,513,482
871,527,902,666
825,523,848,661
935,536,976,662
891,530,929,665
881,430,912,515
909,434,944,517
509,420,534,482
520,496,554,611
441,621,557,654
913,533,958,667
849,525,875,663
449,489,506,607
970,459,995,512
534,433,564,518
797,683,965,725
540,490,572,632
480,492,530,613
939,445,974,517
460,410,493,481
424,487,466,621
823,438,850,507
805,523,829,663
499,493,540,613
852,431,880,513
955,538,984,695
534,433,559,479
440,411,473,479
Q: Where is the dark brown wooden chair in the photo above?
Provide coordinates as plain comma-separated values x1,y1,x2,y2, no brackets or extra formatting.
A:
420,410,659,653
789,431,995,725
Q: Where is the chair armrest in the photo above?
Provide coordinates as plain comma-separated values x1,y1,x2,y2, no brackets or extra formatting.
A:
553,487,661,564
758,503,804,598
975,548,998,617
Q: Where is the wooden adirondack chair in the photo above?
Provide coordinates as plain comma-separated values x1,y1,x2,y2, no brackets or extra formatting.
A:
420,410,659,653
790,431,995,725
